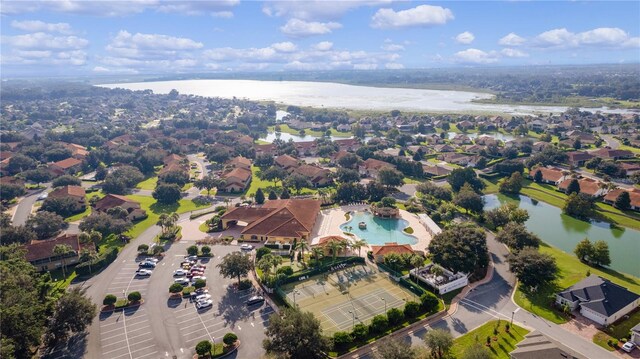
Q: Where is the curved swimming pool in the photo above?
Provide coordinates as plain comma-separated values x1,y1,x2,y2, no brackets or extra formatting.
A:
340,211,417,246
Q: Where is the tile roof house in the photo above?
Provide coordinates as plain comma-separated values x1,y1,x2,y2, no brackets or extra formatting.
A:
603,188,640,211
49,157,82,176
23,234,87,272
423,164,452,177
220,199,321,243
510,331,586,359
226,156,252,171
358,158,396,178
293,164,332,187
62,143,89,159
370,242,414,263
529,166,567,185
566,151,594,166
275,154,300,172
556,275,640,326
93,194,147,221
221,167,252,192
591,148,634,160
313,236,350,257
48,185,86,210
334,138,361,152
558,178,607,197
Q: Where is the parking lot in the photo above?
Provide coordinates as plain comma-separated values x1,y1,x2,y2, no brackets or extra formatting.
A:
93,243,273,358
97,260,160,358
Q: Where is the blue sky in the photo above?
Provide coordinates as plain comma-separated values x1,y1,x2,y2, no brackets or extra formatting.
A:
1,1,639,77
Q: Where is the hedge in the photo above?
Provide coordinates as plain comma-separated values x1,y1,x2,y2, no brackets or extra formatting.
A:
276,256,365,287
189,208,218,220
75,247,118,276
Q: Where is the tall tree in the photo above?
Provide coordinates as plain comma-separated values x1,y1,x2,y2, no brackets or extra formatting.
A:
217,252,253,286
26,211,67,240
495,222,540,250
44,287,97,348
447,167,484,193
268,190,278,200
152,183,181,204
574,238,594,262
377,167,404,189
507,247,558,289
373,337,416,359
263,307,331,359
53,244,73,278
566,179,581,195
428,224,488,274
453,183,484,214
614,191,631,210
591,240,611,266
255,188,265,205
423,328,453,359
563,193,595,219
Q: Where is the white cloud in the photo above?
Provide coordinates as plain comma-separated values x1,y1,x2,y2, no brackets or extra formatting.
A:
3,0,240,16
212,11,234,18
105,31,203,60
371,5,453,29
498,33,526,46
453,48,498,64
93,66,110,72
262,1,393,21
455,31,475,44
534,27,639,48
381,39,405,51
501,48,528,58
204,47,280,63
14,50,52,59
385,62,404,69
280,18,342,37
354,63,378,70
11,20,72,34
313,41,334,51
271,42,297,53
4,32,88,50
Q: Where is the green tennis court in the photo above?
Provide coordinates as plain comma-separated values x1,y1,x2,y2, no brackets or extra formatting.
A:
280,264,416,334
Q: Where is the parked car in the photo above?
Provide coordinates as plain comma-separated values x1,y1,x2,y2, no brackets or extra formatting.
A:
240,244,254,251
191,276,207,282
246,296,265,306
622,342,636,353
144,257,159,263
196,299,213,309
173,269,188,276
37,192,48,201
174,278,189,286
139,262,156,268
184,255,198,262
195,294,211,301
193,288,209,295
192,264,206,270
136,269,152,276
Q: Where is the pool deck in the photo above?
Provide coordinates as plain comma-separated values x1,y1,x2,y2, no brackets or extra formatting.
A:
311,204,432,252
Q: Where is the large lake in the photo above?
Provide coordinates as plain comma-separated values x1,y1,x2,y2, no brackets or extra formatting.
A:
98,80,635,115
484,194,640,277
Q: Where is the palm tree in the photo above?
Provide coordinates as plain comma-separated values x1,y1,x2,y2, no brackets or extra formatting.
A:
312,247,324,267
53,244,73,278
271,255,283,274
157,213,169,234
317,188,328,204
350,239,367,257
410,254,424,275
328,240,346,263
295,240,310,264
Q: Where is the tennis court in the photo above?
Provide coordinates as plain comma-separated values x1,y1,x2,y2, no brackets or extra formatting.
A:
280,263,416,334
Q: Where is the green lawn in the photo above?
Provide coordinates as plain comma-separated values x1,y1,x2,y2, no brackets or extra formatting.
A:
65,204,91,222
451,320,529,359
125,194,209,239
270,124,352,138
593,308,640,350
246,166,275,197
514,242,640,324
482,178,500,194
136,176,158,190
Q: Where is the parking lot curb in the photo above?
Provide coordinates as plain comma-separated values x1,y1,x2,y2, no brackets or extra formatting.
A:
100,300,144,313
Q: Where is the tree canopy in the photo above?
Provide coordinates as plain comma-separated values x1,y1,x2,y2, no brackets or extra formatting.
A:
262,307,331,359
507,247,557,289
428,224,488,274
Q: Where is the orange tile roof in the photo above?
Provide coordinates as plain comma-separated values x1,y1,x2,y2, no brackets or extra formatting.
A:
48,185,85,199
604,188,640,207
52,157,82,169
94,194,139,212
558,178,603,196
23,234,82,262
371,242,414,256
223,167,252,182
317,236,349,246
531,166,565,182
361,158,395,171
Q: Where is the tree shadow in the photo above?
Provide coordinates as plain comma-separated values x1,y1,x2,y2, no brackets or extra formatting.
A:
216,286,253,327
123,304,141,316
167,297,182,308
41,331,88,359
451,317,467,333
99,311,113,321
150,201,180,214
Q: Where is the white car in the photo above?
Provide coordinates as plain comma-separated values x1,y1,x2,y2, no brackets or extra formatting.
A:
240,244,254,251
622,342,636,353
174,278,190,286
37,192,48,201
136,269,152,276
196,299,213,309
144,257,159,263
195,294,211,301
173,269,187,276
191,276,207,282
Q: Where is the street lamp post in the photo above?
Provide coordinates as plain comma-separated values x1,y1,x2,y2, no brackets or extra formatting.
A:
348,310,355,329
380,297,387,313
511,308,520,326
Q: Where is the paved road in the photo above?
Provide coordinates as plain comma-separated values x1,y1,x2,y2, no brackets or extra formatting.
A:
600,134,621,150
345,232,617,359
12,183,50,225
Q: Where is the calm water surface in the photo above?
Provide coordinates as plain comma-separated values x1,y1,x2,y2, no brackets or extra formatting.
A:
98,80,637,115
484,194,640,277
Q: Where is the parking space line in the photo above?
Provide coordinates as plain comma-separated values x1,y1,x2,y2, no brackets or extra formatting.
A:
127,332,153,341
102,343,129,355
185,333,209,344
130,344,157,354
125,325,151,334
101,326,125,335
101,332,125,341
102,338,127,348
120,308,133,359
134,351,159,358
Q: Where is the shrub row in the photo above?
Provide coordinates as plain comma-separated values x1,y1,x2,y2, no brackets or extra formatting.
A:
76,247,118,276
277,257,365,287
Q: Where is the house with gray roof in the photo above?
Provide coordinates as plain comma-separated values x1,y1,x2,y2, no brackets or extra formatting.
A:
555,275,640,326
510,331,586,359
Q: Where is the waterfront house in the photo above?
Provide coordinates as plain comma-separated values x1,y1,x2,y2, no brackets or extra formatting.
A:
603,188,640,211
555,275,640,326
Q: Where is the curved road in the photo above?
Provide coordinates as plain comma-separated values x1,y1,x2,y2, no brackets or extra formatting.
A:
346,232,617,359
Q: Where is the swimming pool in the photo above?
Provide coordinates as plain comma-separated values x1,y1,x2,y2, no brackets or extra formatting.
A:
340,211,417,246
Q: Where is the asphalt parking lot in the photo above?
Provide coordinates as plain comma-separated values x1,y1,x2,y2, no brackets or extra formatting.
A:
92,243,272,358
97,260,160,358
